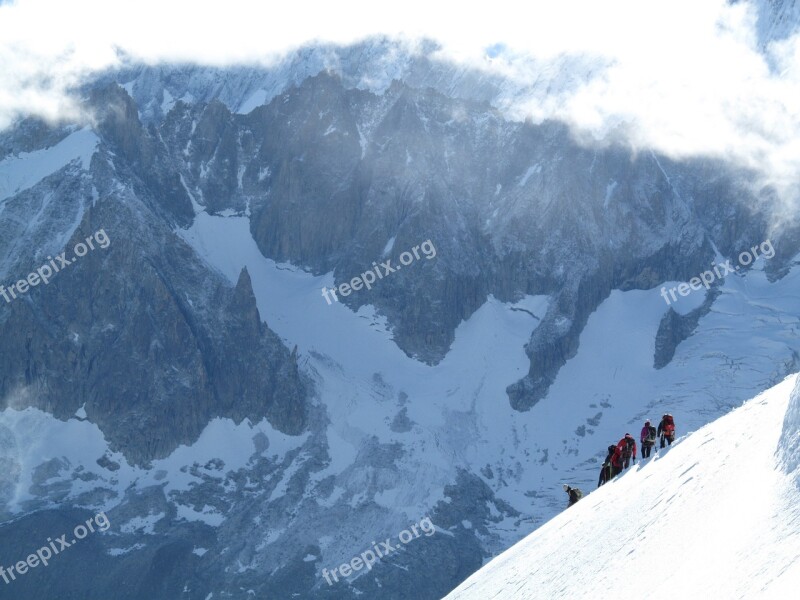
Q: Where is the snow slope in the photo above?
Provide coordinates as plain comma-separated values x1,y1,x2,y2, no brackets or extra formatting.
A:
0,127,97,202
0,126,96,284
447,374,800,600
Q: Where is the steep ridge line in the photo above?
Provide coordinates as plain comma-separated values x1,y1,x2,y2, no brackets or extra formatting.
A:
447,374,800,599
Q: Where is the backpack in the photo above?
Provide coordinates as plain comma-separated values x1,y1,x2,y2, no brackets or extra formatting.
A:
569,488,583,502
646,426,657,443
622,437,635,458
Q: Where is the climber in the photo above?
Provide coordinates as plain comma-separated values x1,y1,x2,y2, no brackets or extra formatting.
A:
563,484,583,507
598,444,616,487
611,443,624,476
616,433,637,469
658,413,676,448
640,420,657,458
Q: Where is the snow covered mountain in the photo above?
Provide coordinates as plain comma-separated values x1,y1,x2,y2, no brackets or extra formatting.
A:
108,38,600,130
1,12,800,599
446,374,800,599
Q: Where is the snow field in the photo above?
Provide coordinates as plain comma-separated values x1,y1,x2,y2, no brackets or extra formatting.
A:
447,374,800,599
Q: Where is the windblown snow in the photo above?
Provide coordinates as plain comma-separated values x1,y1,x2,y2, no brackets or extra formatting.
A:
447,374,800,599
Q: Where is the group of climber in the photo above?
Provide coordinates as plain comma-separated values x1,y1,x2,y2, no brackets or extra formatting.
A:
597,413,676,486
564,413,676,507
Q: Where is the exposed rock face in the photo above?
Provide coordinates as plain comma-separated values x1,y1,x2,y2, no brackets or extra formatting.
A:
157,73,787,386
0,118,72,157
90,84,195,228
0,458,519,600
85,71,800,411
0,90,308,465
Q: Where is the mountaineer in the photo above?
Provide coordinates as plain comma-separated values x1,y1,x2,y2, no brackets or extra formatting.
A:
616,433,637,469
598,444,616,486
563,484,583,507
658,414,676,448
640,420,657,458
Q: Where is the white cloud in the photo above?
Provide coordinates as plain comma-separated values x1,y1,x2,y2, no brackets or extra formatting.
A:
1,0,798,215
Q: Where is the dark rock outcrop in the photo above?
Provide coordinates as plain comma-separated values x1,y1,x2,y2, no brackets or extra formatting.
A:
654,288,721,369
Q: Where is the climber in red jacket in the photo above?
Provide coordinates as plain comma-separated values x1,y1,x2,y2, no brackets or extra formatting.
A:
610,444,624,476
658,414,676,448
616,433,637,469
